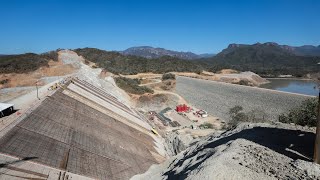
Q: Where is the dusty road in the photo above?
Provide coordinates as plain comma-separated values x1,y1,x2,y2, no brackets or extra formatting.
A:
176,76,313,121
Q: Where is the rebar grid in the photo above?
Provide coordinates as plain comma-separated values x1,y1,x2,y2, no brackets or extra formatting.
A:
0,91,157,180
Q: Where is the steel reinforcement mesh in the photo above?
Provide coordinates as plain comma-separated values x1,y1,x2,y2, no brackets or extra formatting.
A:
0,91,157,180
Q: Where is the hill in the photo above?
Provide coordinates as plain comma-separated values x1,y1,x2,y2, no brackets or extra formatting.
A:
198,53,216,58
281,45,320,56
206,42,320,76
74,48,204,74
0,51,58,74
121,46,202,59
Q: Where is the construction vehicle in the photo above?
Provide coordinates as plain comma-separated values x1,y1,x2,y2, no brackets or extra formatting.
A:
151,128,159,136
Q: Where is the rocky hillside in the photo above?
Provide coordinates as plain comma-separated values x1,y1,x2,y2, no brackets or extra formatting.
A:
207,42,319,76
132,123,320,180
121,46,202,59
219,43,320,57
281,45,320,57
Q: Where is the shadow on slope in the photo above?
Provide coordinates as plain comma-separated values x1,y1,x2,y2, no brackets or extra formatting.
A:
164,127,315,179
0,157,38,168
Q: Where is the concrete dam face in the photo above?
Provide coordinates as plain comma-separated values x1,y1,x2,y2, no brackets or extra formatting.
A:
0,78,161,180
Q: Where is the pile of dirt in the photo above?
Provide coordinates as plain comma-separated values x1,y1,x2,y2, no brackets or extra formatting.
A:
147,79,176,91
217,71,269,86
135,93,179,112
175,71,268,86
217,69,239,74
132,123,320,180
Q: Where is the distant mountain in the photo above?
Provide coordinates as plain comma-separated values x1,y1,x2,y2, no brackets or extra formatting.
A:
207,42,319,76
199,53,216,58
74,48,204,74
222,43,320,57
281,45,320,56
121,46,202,60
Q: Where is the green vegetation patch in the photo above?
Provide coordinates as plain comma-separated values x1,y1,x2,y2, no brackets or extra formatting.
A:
0,51,58,74
279,98,318,127
199,122,214,129
205,44,319,77
162,73,176,81
115,77,154,95
0,79,9,85
227,105,269,129
74,48,204,75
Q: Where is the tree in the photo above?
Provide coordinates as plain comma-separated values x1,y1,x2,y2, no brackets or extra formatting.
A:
279,98,318,126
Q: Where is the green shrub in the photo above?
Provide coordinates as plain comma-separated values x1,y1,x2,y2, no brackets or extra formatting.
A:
115,77,154,95
162,73,176,81
279,98,318,127
199,122,214,129
0,79,9,85
227,105,268,128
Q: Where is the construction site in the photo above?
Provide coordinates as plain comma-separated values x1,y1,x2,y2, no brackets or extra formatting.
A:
0,50,227,180
1,50,319,180
0,59,166,180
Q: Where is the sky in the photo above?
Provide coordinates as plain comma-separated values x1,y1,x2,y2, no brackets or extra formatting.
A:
0,0,319,54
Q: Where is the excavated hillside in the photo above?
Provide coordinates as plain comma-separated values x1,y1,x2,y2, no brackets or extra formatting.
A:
132,123,320,180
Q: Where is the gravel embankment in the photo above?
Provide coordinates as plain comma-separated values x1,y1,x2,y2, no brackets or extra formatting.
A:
176,76,314,121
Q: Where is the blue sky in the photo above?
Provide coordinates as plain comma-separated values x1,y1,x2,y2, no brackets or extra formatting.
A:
0,0,319,54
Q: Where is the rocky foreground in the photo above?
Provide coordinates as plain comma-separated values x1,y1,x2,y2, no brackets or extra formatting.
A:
132,123,320,180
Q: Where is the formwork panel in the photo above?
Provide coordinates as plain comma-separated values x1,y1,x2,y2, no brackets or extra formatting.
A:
51,92,155,145
32,100,75,126
18,113,72,144
70,130,119,161
0,89,158,180
0,127,69,168
67,147,114,180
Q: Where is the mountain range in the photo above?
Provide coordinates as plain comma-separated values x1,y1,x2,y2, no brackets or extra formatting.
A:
1,42,319,77
207,42,319,76
119,43,320,60
120,46,215,59
222,43,320,57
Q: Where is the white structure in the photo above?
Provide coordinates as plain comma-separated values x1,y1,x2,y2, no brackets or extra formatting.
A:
0,103,14,117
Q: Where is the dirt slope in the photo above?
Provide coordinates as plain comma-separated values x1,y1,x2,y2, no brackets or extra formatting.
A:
132,123,320,180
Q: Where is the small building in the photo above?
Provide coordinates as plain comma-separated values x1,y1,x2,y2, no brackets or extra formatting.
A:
176,104,190,112
0,103,14,118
